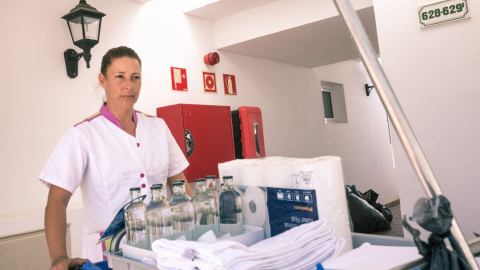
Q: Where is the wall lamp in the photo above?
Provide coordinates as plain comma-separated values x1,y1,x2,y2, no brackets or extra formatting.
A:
62,0,106,78
365,84,375,96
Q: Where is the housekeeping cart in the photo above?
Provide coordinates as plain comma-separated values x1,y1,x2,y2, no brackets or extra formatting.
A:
92,0,480,268
102,230,480,270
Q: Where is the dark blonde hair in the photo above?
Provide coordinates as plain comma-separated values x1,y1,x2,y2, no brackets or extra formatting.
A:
100,46,142,76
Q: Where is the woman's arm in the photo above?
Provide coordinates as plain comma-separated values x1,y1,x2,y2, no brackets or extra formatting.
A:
45,185,89,270
167,171,194,197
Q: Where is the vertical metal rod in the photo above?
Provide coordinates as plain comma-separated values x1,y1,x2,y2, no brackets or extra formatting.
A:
331,0,479,268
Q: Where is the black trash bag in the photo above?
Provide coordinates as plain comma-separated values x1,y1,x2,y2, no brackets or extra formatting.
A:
346,185,391,233
379,204,394,223
403,195,472,270
361,188,393,223
347,185,393,223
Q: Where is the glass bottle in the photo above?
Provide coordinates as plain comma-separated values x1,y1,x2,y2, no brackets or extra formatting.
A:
192,178,216,239
169,180,194,240
146,184,172,247
219,176,243,234
124,187,147,248
205,175,220,225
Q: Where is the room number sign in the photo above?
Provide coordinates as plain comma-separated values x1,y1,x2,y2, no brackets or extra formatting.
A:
418,0,469,28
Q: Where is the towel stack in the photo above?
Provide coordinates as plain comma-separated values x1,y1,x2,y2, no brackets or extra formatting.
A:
150,219,345,270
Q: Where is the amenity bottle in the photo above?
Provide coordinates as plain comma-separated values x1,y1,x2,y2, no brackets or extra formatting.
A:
192,178,216,239
219,175,244,234
205,175,220,225
146,184,172,247
124,187,147,248
169,180,194,240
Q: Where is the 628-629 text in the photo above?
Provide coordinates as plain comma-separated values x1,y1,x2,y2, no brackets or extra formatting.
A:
421,2,465,20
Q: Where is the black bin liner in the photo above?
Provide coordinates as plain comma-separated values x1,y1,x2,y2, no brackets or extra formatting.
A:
403,195,472,270
346,185,392,233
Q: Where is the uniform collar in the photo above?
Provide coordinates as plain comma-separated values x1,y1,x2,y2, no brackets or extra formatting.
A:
100,103,138,129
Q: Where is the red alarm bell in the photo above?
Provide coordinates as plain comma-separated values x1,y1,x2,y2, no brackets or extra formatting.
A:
204,52,220,65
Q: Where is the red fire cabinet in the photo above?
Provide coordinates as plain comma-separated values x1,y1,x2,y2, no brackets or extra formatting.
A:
231,106,266,159
156,104,236,182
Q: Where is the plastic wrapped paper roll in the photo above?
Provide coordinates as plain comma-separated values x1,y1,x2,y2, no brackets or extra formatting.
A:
218,159,241,183
218,156,353,255
218,158,260,185
263,161,294,188
239,163,266,187
290,156,353,253
242,186,268,228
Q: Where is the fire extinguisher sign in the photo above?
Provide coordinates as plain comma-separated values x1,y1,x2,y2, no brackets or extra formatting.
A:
203,71,217,93
223,74,237,95
171,67,188,91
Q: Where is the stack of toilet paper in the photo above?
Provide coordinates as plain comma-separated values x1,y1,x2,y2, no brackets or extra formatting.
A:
218,156,353,254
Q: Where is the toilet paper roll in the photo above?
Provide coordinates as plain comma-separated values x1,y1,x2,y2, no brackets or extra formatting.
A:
239,163,266,186
263,161,294,189
218,156,353,254
218,160,241,183
219,158,262,185
242,186,268,228
291,156,353,254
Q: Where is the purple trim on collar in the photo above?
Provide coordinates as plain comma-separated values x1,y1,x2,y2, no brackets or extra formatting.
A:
100,104,122,129
133,109,138,123
100,104,138,129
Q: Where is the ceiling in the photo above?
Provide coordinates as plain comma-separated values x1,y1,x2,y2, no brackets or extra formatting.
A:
185,0,278,20
185,1,379,68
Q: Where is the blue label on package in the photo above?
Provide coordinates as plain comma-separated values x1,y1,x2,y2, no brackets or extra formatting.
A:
266,187,318,237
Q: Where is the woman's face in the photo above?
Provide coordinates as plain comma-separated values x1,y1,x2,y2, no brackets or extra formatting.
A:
99,57,142,111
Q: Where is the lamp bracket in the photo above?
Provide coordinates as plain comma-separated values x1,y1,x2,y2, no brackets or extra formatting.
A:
64,49,84,79
365,84,375,96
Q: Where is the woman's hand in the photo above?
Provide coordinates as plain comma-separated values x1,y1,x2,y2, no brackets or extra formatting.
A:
49,257,89,270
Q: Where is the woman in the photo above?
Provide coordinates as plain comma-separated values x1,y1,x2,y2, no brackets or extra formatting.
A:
41,46,193,270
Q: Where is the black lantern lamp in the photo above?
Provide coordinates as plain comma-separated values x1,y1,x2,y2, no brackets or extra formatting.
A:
62,0,106,78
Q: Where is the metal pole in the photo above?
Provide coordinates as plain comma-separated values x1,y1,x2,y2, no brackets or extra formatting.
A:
331,0,479,268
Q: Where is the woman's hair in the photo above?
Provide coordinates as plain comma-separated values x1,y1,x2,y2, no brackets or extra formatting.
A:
100,46,142,76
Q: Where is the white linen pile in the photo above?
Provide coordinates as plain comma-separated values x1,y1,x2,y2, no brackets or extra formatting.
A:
150,219,345,270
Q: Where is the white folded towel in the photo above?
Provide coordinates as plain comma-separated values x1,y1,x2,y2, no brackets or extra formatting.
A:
151,219,344,270
224,220,343,270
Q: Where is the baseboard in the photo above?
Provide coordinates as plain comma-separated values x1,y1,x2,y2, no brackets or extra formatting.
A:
385,199,400,208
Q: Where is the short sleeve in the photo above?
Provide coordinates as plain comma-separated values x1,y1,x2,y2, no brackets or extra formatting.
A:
162,120,189,177
39,127,88,194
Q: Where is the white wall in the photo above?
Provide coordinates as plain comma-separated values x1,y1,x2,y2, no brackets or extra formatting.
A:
313,60,398,203
0,0,398,258
373,0,480,241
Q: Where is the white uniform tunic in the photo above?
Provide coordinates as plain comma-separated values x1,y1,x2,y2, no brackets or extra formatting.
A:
39,104,188,261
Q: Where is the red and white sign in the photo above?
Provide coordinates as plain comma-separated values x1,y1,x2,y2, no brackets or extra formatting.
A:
223,74,237,95
171,67,188,91
203,71,217,93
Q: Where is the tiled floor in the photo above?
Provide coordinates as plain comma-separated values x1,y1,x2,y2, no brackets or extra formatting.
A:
371,203,404,237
